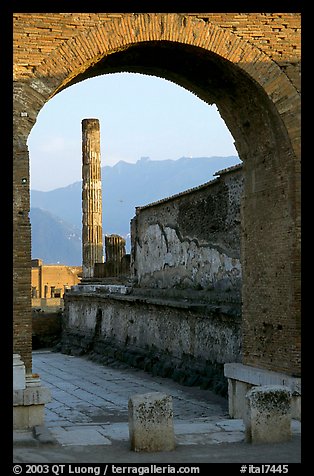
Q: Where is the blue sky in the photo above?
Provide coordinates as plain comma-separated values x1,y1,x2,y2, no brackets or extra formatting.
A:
27,72,238,191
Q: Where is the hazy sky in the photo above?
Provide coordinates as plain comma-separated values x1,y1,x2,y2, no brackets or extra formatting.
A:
27,72,238,191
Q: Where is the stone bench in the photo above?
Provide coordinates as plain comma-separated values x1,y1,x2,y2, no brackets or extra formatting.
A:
245,385,292,443
128,392,175,452
224,363,301,420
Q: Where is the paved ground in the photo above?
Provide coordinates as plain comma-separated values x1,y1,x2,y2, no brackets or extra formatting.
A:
13,350,302,464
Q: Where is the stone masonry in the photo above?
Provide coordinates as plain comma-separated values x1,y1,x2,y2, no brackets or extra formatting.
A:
131,164,242,298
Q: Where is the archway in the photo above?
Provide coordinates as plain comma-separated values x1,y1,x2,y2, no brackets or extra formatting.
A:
28,71,240,262
13,13,300,380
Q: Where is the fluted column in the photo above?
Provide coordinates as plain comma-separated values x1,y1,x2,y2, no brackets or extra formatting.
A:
105,234,126,263
105,234,126,276
82,118,104,278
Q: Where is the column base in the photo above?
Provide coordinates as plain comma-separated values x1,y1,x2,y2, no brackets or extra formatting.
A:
13,375,51,430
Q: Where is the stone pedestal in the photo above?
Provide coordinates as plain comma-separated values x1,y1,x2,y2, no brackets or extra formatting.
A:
128,392,175,452
13,353,26,390
245,385,292,443
13,354,51,430
224,363,301,421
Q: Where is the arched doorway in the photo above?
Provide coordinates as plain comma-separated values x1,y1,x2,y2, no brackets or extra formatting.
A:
13,14,300,383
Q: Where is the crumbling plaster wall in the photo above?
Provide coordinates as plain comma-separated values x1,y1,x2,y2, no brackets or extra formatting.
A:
131,167,243,299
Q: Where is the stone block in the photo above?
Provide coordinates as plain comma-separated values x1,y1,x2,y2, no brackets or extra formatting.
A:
13,404,45,430
13,389,25,406
128,392,175,452
245,385,292,444
13,354,26,390
13,384,51,406
23,386,51,405
13,381,51,430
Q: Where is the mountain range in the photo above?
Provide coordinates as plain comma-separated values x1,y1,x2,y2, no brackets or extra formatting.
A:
30,155,241,265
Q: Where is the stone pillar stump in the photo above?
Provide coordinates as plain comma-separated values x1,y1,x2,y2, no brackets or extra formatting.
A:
245,385,292,443
128,392,175,452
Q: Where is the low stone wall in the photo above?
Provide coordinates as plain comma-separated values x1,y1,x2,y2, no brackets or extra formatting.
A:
61,288,242,397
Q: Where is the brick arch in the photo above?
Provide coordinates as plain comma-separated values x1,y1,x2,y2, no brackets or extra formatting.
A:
13,13,300,378
28,13,299,157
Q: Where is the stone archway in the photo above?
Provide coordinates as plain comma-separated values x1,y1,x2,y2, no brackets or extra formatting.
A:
13,13,300,380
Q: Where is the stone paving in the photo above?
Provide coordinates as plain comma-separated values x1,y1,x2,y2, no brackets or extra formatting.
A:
13,350,302,464
31,350,245,446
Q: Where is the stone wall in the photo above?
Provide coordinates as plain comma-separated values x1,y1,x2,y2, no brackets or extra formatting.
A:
62,167,243,395
31,260,82,299
62,290,242,396
131,165,242,302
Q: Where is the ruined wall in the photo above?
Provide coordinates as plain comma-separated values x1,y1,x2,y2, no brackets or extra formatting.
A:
62,290,241,395
61,167,243,396
131,166,242,301
31,262,82,299
32,298,63,309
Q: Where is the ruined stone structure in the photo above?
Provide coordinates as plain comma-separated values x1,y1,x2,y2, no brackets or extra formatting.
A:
105,234,126,264
62,283,242,394
82,118,104,279
94,234,130,279
13,13,301,418
31,259,82,349
61,166,243,395
31,259,82,305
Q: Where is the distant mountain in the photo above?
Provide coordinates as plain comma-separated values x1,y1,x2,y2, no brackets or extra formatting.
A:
31,155,241,265
30,208,82,266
